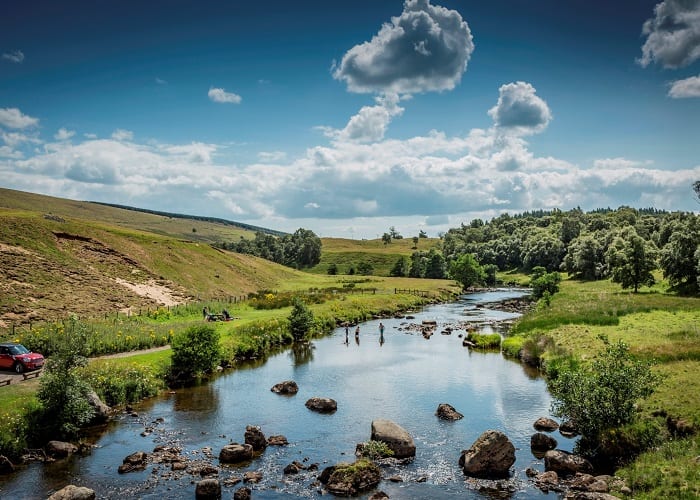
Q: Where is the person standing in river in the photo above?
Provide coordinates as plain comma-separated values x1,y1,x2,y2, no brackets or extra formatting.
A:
355,326,360,337
379,322,384,335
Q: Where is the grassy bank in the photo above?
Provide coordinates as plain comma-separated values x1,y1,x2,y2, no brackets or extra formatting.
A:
505,276,700,496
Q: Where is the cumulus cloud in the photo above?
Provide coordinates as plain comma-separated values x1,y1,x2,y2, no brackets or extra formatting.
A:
668,74,700,98
324,93,405,143
54,128,75,141
0,107,39,129
333,0,474,94
488,82,552,134
639,0,700,68
258,151,287,162
2,50,24,63
111,129,134,141
208,87,242,104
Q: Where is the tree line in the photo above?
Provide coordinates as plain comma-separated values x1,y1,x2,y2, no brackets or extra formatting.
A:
220,228,322,269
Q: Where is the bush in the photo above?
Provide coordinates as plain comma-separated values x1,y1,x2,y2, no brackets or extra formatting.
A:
357,440,394,460
466,332,501,349
79,362,164,407
171,325,221,381
549,337,660,456
288,298,314,341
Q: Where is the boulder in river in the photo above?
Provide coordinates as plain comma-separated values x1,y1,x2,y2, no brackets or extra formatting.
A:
218,443,253,464
559,420,579,437
86,390,111,423
436,403,464,421
233,487,252,500
195,478,221,499
319,460,381,496
371,419,416,459
544,449,593,476
533,417,559,432
459,430,515,478
244,425,267,451
46,441,78,458
267,435,288,446
48,485,96,500
271,380,298,395
118,451,148,474
305,397,337,413
531,432,558,452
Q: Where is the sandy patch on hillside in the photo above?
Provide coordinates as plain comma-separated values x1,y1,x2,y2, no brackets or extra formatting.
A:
114,278,184,307
0,243,33,255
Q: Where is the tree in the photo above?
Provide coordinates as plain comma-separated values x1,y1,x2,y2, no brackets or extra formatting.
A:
409,251,428,278
327,263,338,275
288,298,314,341
284,228,322,268
530,268,562,299
418,229,428,238
693,180,700,203
550,339,659,454
382,232,392,245
35,316,94,438
449,253,485,289
607,228,657,293
483,264,498,287
356,261,374,275
412,236,419,249
389,226,402,239
389,256,409,277
171,325,221,380
561,234,605,280
659,217,700,294
424,249,446,279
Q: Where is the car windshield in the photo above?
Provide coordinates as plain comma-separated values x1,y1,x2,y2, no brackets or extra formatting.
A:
8,345,30,355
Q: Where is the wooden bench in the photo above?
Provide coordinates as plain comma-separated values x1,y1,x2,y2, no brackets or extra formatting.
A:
0,379,11,386
22,370,41,380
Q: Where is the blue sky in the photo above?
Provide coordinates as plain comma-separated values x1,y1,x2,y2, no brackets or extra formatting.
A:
1,0,699,238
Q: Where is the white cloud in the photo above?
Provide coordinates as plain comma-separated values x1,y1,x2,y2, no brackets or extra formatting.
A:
84,133,98,139
257,151,287,162
54,128,76,141
324,93,404,143
111,129,134,141
155,77,167,85
639,0,700,68
333,0,474,94
488,82,552,134
208,87,242,104
2,50,24,63
668,74,700,98
0,107,39,129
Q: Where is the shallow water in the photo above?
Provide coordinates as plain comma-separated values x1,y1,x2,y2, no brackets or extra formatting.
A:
0,289,573,499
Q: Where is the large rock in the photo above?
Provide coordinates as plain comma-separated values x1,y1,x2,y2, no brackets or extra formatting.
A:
305,397,337,413
531,432,558,452
195,478,221,499
118,451,148,474
533,417,559,432
544,450,593,477
219,443,253,464
48,485,96,500
244,425,267,451
267,435,288,446
559,420,579,437
459,430,515,478
46,441,78,458
535,470,560,492
370,419,416,459
86,390,111,423
233,487,251,500
271,380,299,395
319,460,381,496
436,403,464,421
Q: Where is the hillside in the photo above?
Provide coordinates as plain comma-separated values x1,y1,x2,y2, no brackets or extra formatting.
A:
0,189,307,328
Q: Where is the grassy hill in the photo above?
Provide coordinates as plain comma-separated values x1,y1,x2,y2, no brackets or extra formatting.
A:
310,236,441,276
0,189,312,327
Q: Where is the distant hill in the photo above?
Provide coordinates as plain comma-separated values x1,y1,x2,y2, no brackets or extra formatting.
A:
0,188,305,327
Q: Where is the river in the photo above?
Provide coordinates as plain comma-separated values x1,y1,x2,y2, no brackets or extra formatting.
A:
0,289,573,499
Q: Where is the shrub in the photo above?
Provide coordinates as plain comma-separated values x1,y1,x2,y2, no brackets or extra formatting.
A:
357,440,394,460
288,298,314,341
466,332,501,349
549,337,660,456
79,362,164,407
171,325,221,381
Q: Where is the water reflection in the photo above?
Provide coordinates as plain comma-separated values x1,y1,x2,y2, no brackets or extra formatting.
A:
289,341,315,366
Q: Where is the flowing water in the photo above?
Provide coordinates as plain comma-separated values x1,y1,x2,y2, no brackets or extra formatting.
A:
0,289,574,499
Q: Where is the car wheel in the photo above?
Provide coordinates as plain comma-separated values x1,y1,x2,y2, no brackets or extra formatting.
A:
14,362,24,374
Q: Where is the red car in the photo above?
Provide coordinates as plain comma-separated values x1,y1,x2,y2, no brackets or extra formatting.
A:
0,343,45,373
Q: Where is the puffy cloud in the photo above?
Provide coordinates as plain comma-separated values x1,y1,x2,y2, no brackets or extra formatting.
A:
639,0,700,68
54,128,76,141
0,107,39,129
208,87,242,104
333,0,474,94
2,50,24,63
488,82,552,134
324,93,404,143
668,74,700,98
111,129,133,141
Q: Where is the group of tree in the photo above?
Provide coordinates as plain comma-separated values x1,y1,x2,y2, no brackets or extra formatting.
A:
222,228,322,269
